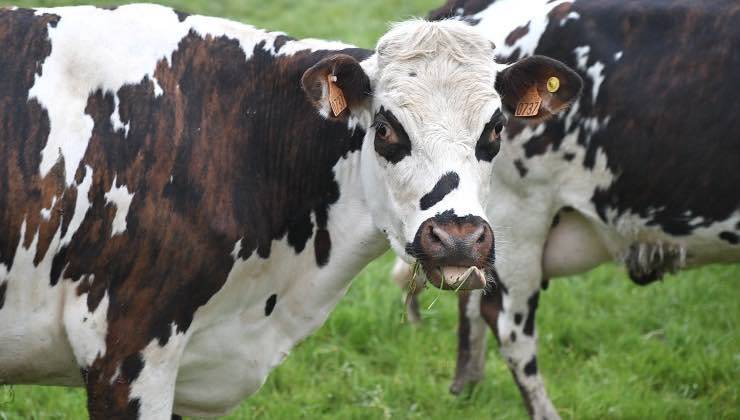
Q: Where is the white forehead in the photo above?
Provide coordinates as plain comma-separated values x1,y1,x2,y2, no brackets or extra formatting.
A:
373,20,500,138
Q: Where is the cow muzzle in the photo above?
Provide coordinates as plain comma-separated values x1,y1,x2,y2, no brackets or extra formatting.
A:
408,213,494,290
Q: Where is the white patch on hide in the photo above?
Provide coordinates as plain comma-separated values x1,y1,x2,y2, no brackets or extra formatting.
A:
63,279,109,367
561,11,580,26
104,175,134,237
586,61,605,103
60,165,93,248
40,195,57,221
0,219,79,385
31,4,192,185
573,45,590,70
129,324,189,419
275,38,355,56
110,95,131,137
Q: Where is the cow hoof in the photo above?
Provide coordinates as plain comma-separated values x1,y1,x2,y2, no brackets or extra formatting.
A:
628,270,663,286
449,375,482,395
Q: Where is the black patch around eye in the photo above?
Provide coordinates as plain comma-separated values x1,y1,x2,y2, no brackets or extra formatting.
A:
420,172,460,210
476,110,505,162
373,107,411,164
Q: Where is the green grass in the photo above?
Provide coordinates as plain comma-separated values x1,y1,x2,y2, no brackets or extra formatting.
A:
1,1,739,419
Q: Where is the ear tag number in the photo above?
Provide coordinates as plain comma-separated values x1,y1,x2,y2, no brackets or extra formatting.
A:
515,86,542,117
327,74,347,117
547,76,560,93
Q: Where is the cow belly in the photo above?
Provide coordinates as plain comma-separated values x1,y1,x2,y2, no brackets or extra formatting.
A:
542,211,611,278
173,284,352,417
0,281,80,386
171,233,379,417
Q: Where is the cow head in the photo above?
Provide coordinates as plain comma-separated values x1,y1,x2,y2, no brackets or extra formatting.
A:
302,20,581,290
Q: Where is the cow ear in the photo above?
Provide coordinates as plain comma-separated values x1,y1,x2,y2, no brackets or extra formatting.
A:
301,54,372,121
495,55,582,122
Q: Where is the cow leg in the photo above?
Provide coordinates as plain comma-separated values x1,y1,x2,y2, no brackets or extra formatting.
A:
450,290,489,394
489,285,559,420
482,194,560,419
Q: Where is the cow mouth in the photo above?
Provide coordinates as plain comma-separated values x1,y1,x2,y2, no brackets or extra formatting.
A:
419,263,489,291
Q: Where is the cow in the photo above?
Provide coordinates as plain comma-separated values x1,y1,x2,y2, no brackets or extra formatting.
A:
0,4,582,419
392,0,740,418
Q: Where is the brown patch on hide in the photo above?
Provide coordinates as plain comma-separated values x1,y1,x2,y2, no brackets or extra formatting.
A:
0,9,61,273
505,22,531,46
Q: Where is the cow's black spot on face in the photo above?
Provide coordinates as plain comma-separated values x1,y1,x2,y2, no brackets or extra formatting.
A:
514,313,523,325
719,231,739,245
373,107,411,164
476,110,505,162
510,331,517,342
265,294,277,316
420,172,460,211
523,356,538,376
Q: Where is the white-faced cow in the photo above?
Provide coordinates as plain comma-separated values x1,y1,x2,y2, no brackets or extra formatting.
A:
0,4,582,419
392,0,740,418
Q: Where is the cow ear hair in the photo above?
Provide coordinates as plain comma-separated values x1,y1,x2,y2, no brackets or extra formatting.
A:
301,54,372,121
495,55,583,122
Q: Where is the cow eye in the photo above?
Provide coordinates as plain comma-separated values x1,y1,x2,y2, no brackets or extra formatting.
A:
476,119,505,162
494,122,504,137
375,121,393,142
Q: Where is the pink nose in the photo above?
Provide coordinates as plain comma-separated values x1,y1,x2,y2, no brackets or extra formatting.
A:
413,214,494,268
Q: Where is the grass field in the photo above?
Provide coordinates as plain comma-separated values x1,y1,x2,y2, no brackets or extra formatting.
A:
1,1,738,419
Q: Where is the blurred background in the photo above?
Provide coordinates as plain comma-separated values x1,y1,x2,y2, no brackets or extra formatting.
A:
0,1,737,419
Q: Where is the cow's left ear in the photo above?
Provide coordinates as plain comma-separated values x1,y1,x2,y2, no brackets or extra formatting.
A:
301,54,372,121
495,55,583,121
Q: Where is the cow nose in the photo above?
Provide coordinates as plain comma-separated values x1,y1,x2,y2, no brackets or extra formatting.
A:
415,215,494,267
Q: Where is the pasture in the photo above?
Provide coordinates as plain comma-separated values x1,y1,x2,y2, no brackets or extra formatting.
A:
0,0,738,419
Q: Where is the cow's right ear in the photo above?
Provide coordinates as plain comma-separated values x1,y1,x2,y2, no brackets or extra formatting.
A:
301,54,372,121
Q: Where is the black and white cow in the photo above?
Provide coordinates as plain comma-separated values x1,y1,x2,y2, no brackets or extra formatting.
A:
393,0,740,418
0,4,581,419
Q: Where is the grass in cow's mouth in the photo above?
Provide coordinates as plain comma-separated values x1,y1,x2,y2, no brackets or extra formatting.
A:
425,266,467,311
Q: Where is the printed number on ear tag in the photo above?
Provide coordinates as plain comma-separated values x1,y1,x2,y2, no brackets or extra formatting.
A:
515,86,542,117
327,75,347,117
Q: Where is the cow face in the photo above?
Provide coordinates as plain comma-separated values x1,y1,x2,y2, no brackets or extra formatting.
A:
302,20,581,289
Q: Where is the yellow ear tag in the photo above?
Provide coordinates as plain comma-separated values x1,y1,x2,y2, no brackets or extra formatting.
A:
547,76,560,93
327,74,347,117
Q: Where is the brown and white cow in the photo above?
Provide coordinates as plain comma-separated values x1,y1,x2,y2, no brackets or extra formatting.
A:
393,0,740,419
0,4,581,419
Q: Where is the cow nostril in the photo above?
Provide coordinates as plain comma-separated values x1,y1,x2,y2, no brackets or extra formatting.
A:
429,225,442,243
477,231,486,244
